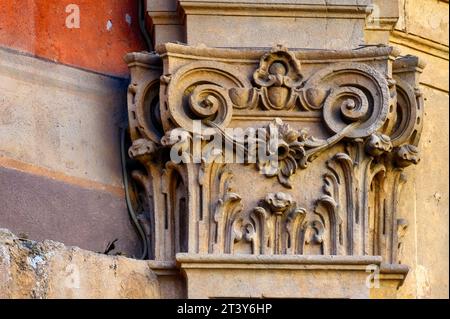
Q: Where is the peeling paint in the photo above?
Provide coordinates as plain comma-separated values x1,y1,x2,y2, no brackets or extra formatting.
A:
106,20,113,31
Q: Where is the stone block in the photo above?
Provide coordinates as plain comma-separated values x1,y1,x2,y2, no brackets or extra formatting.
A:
0,229,160,298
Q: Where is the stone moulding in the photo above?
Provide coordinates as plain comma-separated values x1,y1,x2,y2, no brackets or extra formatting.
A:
147,0,373,48
125,42,424,298
176,253,408,298
178,0,371,18
156,42,397,64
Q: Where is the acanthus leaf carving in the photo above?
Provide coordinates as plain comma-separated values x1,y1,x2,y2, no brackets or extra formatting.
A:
396,218,409,264
216,191,243,254
314,194,341,255
228,192,307,255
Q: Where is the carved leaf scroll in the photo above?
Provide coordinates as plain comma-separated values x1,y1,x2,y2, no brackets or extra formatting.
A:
229,192,307,255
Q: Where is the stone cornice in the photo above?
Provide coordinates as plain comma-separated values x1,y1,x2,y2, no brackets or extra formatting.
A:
124,52,163,69
176,253,383,266
365,17,399,31
393,54,426,74
0,46,125,94
147,11,182,26
390,30,449,61
179,0,371,18
156,42,398,65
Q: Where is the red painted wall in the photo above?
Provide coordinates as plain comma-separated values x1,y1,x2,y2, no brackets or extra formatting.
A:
0,0,145,77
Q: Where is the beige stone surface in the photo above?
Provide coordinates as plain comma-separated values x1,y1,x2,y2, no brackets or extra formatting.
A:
185,15,366,49
0,228,161,299
146,0,185,47
0,47,126,189
147,0,372,49
152,24,185,47
147,0,178,12
366,1,449,63
181,0,369,48
177,254,405,299
367,0,449,298
391,0,448,299
396,0,449,46
398,87,449,299
388,42,448,92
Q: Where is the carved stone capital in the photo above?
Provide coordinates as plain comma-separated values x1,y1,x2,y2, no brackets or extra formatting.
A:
125,43,424,295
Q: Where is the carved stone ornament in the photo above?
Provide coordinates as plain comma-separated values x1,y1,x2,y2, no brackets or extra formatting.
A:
124,44,424,296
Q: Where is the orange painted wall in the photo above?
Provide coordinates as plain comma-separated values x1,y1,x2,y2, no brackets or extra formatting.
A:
0,0,146,77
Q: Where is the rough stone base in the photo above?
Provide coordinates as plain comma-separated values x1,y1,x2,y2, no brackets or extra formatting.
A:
0,229,161,299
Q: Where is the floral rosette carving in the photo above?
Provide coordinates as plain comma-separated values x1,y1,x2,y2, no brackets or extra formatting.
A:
257,118,306,188
255,118,354,188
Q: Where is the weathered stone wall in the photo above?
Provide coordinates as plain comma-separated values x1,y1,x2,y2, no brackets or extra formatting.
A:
0,1,145,256
0,229,160,298
0,47,141,257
